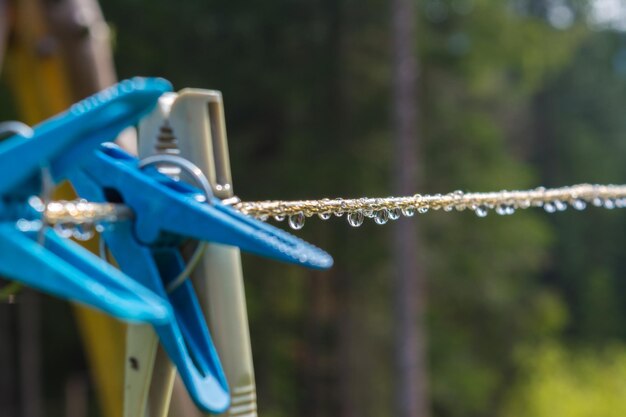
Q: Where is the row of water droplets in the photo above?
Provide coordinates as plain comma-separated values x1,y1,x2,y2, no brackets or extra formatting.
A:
17,197,128,241
275,205,418,230
251,188,626,230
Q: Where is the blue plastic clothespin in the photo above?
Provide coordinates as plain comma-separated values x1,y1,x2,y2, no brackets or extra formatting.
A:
60,141,333,412
0,77,173,324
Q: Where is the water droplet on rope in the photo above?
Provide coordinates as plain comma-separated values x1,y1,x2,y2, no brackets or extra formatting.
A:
418,207,429,214
318,212,331,220
572,199,587,210
554,200,567,211
374,210,389,225
592,197,603,207
73,223,95,241
347,211,364,227
288,213,305,230
505,206,515,215
431,194,443,210
496,205,507,216
544,202,556,213
274,215,285,222
604,199,615,209
16,219,42,232
474,205,488,218
389,208,401,220
402,207,415,217
54,222,74,238
334,199,345,217
443,205,453,212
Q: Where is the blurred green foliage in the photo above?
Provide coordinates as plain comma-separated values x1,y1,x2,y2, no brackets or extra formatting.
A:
503,343,626,417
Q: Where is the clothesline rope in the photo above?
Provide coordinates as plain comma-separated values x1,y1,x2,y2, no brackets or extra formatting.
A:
233,183,626,229
41,183,626,231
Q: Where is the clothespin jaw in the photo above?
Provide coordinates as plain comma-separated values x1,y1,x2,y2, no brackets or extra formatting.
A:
0,77,174,324
71,143,333,269
0,224,170,323
0,78,172,196
67,141,333,412
87,217,231,413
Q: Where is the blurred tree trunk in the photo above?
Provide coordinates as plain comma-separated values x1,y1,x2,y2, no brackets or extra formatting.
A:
391,0,429,417
19,290,43,417
0,299,18,417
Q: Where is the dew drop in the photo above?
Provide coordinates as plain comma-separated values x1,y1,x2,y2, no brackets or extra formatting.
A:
519,200,531,209
418,207,429,214
347,211,364,227
592,197,603,207
288,213,305,230
274,214,286,222
28,196,45,212
554,200,567,211
443,205,453,212
474,205,488,218
335,199,345,217
16,219,42,232
401,207,415,217
258,214,269,221
604,199,616,209
363,209,375,218
544,202,556,213
73,223,95,241
431,194,443,210
318,212,331,220
572,199,587,210
389,208,401,220
374,210,389,225
495,205,507,216
505,206,516,215
54,222,74,238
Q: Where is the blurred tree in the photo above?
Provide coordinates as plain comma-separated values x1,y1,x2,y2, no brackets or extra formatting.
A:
390,0,428,416
530,30,626,343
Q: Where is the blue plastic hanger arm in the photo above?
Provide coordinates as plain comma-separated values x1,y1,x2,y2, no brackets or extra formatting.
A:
97,220,230,413
0,223,171,324
70,143,334,269
0,77,174,324
0,77,172,196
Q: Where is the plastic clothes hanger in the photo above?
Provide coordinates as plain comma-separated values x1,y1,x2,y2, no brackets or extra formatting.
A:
62,141,333,413
0,77,173,324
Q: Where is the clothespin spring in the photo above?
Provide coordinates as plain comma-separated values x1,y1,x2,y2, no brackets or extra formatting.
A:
137,153,216,292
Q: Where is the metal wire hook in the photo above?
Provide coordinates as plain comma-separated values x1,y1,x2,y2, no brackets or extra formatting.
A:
138,154,214,293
